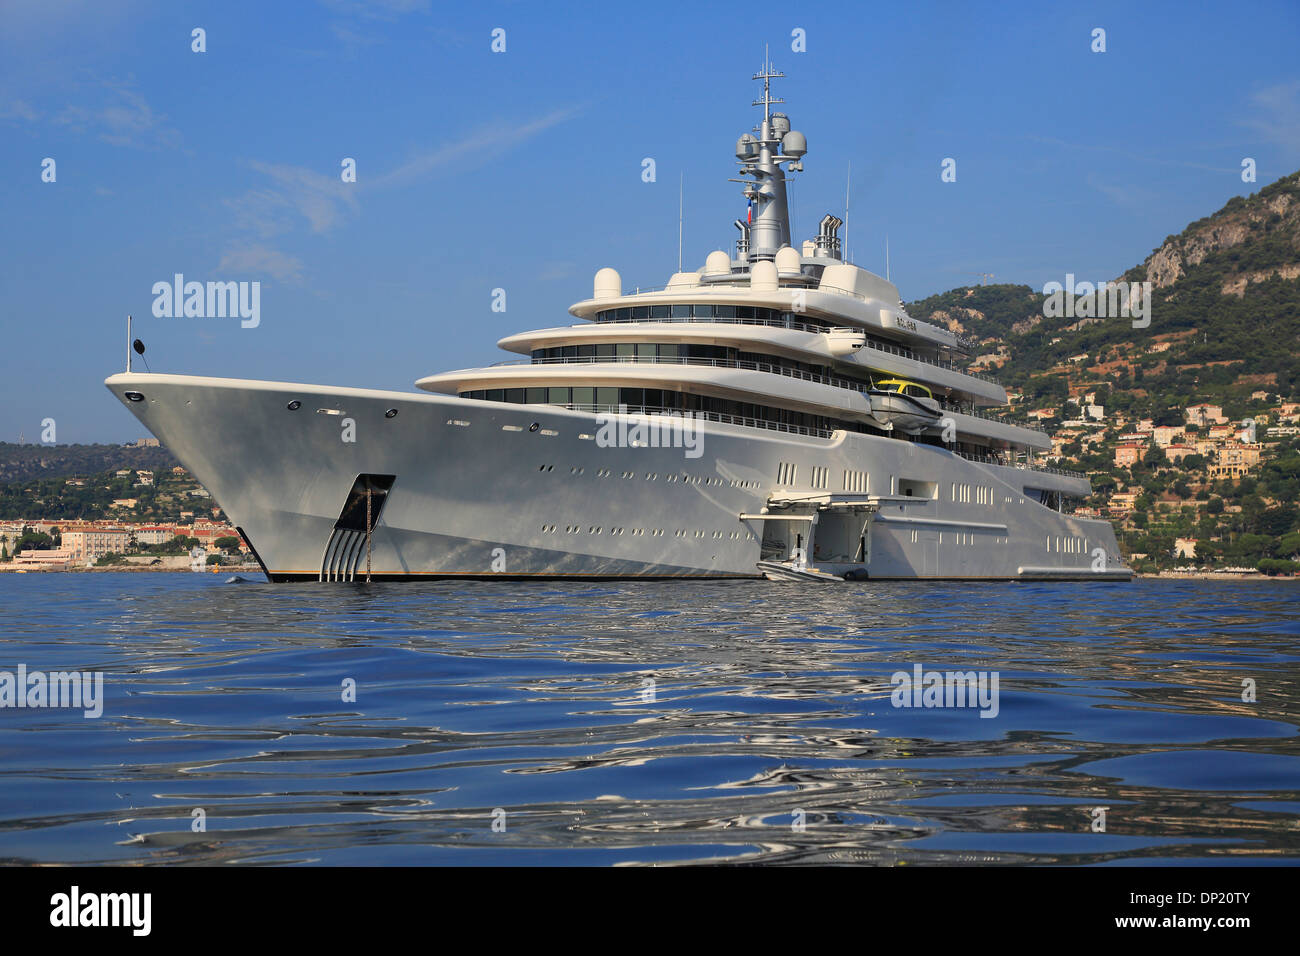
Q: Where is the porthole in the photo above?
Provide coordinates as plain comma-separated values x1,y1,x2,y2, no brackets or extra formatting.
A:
385,408,398,418
125,391,145,403
529,422,540,432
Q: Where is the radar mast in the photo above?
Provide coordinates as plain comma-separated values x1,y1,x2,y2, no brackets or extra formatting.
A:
734,49,806,263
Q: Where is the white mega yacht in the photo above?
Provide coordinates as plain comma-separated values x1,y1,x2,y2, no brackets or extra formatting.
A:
106,63,1130,583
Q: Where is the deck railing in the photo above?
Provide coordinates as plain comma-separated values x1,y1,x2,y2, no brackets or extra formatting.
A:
556,403,835,439
487,354,1042,434
585,313,1001,384
953,451,1086,479
540,404,1080,477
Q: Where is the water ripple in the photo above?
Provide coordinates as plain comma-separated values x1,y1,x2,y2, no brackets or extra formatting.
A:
0,574,1296,865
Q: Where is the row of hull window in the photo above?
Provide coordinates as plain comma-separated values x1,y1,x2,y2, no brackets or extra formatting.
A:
533,343,730,361
595,305,820,325
459,387,857,434
532,344,855,387
591,305,923,361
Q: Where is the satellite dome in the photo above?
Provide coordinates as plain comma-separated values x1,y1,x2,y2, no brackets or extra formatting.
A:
774,245,801,277
735,133,758,161
593,267,621,300
750,260,779,292
782,130,807,158
704,250,731,276
771,113,791,137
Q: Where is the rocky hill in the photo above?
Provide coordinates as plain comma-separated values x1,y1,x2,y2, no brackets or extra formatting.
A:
909,170,1300,425
906,170,1300,573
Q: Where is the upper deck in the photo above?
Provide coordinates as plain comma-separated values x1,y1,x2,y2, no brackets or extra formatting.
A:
414,58,1061,467
571,257,971,358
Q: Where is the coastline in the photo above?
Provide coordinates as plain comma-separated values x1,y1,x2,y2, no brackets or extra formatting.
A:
1141,570,1297,580
2,565,1294,581
0,564,260,574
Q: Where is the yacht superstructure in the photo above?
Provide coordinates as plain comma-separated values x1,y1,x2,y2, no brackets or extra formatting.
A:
105,62,1131,582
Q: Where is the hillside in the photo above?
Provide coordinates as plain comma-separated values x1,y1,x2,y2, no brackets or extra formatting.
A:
0,464,218,524
0,442,179,484
907,170,1300,573
909,170,1300,421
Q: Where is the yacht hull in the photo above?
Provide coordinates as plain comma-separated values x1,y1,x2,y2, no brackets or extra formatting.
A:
105,373,1131,582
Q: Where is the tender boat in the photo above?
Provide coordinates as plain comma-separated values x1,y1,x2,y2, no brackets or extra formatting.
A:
866,379,943,435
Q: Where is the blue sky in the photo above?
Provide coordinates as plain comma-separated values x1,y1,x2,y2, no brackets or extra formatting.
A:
2,0,1298,442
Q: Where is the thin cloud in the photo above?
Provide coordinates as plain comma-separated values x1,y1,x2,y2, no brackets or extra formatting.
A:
1025,134,1236,174
218,106,584,288
227,106,583,240
51,78,180,150
330,21,383,50
538,261,576,281
247,161,360,233
223,161,360,237
0,99,38,121
1085,173,1158,207
1241,80,1300,158
371,106,584,189
219,245,305,282
316,0,430,17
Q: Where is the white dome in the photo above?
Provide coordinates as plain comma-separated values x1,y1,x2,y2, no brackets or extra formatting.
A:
593,267,621,300
704,250,731,276
782,130,807,158
774,245,801,277
750,260,779,292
